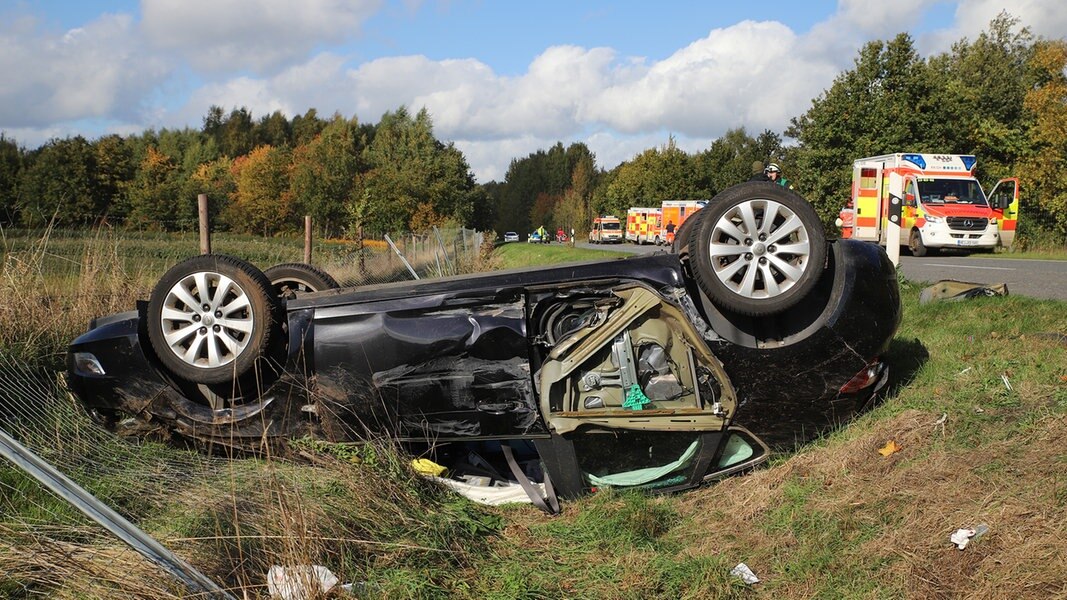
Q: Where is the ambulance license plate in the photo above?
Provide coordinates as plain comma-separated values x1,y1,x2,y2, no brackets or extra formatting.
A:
956,240,979,246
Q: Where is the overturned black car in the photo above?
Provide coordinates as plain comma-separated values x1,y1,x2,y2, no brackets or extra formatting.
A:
68,183,900,504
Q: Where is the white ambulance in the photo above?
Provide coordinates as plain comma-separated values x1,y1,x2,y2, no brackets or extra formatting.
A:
839,153,1019,256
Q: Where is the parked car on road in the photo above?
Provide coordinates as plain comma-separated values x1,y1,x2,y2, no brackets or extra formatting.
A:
503,231,520,243
68,182,900,502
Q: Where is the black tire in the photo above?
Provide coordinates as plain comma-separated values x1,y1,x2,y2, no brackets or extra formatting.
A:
147,255,280,385
690,182,827,316
264,263,340,297
908,229,929,257
670,210,705,255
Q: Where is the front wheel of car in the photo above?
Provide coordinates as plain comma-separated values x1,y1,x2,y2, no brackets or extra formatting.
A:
147,255,281,384
691,182,827,316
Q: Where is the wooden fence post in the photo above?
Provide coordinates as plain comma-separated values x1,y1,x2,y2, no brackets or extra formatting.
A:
198,194,211,255
304,215,312,264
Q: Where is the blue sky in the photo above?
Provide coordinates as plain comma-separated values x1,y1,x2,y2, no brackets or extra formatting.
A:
1,1,1064,181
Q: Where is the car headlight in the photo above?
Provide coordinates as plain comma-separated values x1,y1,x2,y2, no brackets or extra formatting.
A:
989,218,998,225
924,215,942,224
73,352,106,376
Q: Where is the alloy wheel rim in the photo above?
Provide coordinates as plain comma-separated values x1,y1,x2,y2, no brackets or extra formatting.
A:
159,271,255,368
705,198,811,300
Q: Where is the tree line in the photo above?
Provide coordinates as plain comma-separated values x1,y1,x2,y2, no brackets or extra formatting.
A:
0,106,491,237
0,13,1064,245
491,14,1067,247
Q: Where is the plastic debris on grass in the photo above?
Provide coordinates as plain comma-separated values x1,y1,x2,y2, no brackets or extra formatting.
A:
949,524,990,550
267,565,340,600
730,562,760,584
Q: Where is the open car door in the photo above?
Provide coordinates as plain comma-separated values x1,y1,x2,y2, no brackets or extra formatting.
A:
988,178,1020,249
535,284,767,496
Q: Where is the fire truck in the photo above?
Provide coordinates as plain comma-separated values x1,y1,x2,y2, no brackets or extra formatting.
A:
625,207,662,244
588,215,623,243
839,153,1019,256
660,200,707,246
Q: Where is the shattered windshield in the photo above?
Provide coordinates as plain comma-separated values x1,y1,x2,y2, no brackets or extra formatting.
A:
916,178,987,206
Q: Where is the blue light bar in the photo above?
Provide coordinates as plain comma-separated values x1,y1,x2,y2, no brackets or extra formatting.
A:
961,155,977,171
902,154,926,169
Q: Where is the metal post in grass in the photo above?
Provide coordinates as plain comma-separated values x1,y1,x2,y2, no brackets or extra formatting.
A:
357,225,366,277
304,215,312,264
198,194,211,255
433,226,453,274
385,233,419,280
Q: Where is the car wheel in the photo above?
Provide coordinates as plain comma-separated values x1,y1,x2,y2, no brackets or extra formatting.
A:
671,210,706,255
908,229,929,257
690,182,827,316
147,254,281,384
264,263,340,297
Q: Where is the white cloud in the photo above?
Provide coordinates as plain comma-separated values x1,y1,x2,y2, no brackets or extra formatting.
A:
0,13,168,130
5,0,1064,182
141,0,383,74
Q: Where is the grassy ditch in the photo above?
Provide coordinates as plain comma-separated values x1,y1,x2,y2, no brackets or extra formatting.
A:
0,230,1064,598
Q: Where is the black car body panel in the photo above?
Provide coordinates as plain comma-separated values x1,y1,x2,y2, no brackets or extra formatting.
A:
67,239,900,496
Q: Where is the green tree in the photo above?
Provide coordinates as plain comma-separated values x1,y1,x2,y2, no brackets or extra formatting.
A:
92,134,134,220
787,33,944,222
693,127,783,196
0,134,22,224
929,12,1035,180
17,136,100,226
290,115,364,237
351,107,477,234
604,137,696,216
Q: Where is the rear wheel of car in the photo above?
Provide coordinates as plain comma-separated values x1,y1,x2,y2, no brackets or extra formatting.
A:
264,263,340,297
147,255,280,384
690,182,827,316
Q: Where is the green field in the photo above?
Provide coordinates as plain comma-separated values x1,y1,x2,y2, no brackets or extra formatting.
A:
1,233,1065,598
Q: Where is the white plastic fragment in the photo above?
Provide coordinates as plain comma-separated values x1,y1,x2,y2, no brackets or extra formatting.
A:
267,565,340,600
1001,374,1013,392
730,562,760,584
950,524,990,550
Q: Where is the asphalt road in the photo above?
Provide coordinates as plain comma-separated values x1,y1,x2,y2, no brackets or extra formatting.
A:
578,241,1067,302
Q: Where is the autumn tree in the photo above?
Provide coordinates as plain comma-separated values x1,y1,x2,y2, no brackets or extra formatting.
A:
1019,39,1067,242
189,157,235,230
226,145,293,235
126,146,182,228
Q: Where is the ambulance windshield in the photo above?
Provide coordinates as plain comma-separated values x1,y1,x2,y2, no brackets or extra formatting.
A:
916,178,987,206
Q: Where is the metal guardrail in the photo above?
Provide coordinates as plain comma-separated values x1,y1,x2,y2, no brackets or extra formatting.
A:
0,427,235,599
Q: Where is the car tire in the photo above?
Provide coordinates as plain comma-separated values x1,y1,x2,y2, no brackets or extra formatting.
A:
690,182,827,316
670,210,706,255
147,254,281,384
908,229,929,257
264,263,340,297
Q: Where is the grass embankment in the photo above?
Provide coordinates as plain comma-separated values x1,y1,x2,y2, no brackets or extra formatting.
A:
1,231,1065,598
445,274,1067,599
